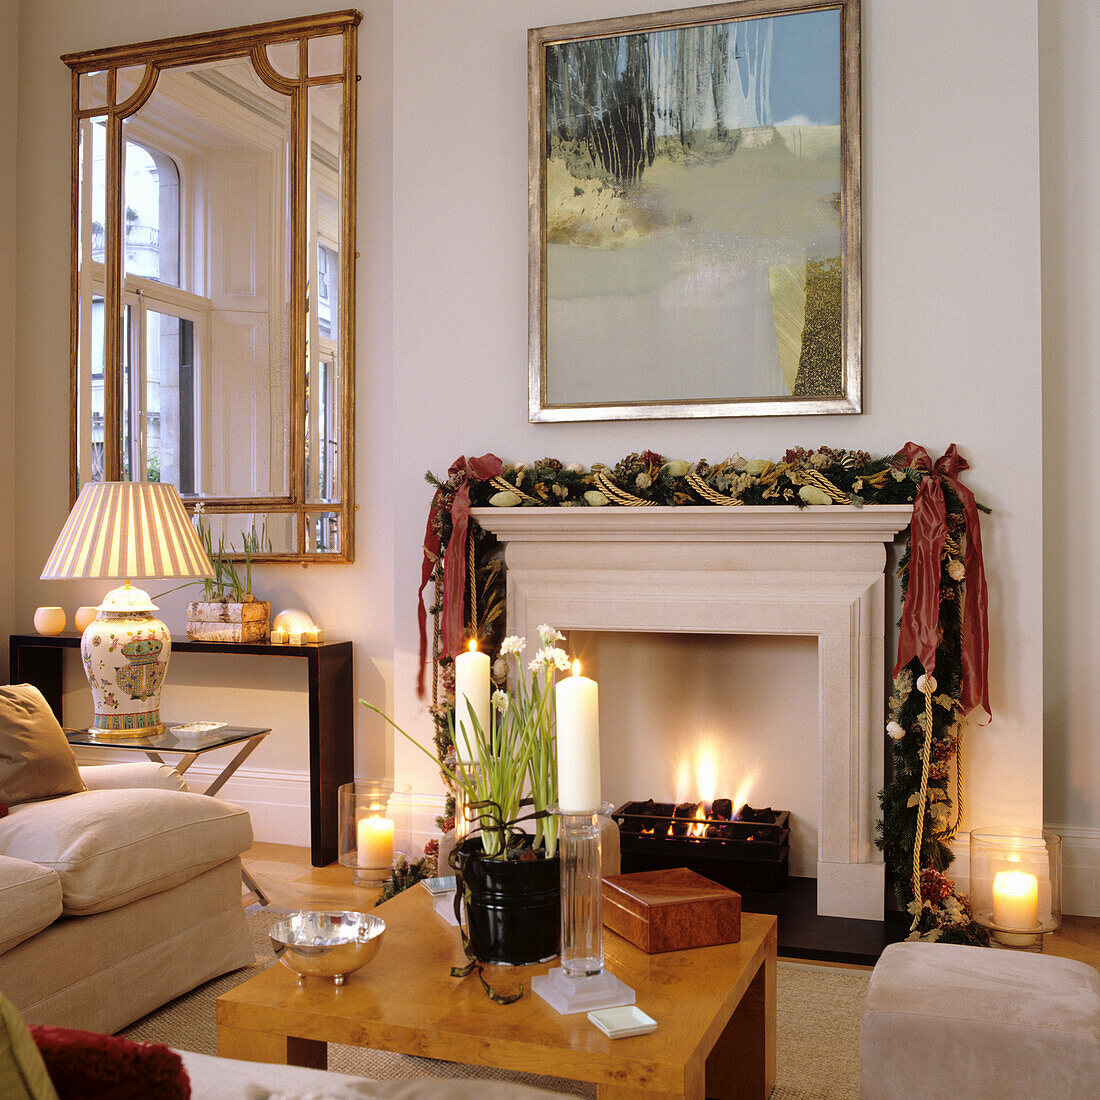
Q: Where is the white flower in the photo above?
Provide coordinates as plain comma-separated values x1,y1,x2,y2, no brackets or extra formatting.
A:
887,721,905,741
662,459,690,477
727,453,747,470
538,625,564,646
809,450,830,467
564,462,585,474
491,690,509,714
528,645,570,673
916,673,937,694
947,558,965,581
635,472,652,490
500,636,526,656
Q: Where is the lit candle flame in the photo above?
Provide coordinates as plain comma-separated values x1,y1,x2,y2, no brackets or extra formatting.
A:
468,639,477,653
572,659,581,677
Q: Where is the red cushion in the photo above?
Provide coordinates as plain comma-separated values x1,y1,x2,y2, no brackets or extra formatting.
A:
29,1026,189,1100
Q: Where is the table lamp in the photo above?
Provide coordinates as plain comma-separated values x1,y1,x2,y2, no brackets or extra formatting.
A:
40,481,214,738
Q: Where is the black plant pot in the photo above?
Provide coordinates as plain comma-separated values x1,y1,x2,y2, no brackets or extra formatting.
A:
458,837,560,966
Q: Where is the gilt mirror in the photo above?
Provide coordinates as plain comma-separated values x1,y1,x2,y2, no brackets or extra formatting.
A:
64,11,359,561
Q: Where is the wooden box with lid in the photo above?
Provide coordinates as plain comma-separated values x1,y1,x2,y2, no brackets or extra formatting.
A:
601,866,741,953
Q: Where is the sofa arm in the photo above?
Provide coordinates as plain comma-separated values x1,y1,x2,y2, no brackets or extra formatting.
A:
79,762,190,792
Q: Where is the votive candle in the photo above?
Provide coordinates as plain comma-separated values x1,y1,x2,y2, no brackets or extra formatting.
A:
357,815,394,870
992,869,1039,946
556,660,601,812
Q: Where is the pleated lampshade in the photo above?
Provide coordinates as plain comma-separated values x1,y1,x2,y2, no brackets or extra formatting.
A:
41,481,214,581
40,482,215,739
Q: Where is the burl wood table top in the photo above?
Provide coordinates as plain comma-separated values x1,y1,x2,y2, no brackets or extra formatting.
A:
217,883,777,1097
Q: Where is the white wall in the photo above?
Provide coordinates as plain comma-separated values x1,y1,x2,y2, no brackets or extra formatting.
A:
1039,0,1100,915
0,0,16,648
16,0,1095,910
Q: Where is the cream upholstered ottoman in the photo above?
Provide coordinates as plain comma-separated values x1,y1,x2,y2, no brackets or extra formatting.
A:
860,941,1100,1098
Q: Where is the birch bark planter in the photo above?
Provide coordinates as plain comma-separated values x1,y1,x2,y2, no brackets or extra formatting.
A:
185,599,271,642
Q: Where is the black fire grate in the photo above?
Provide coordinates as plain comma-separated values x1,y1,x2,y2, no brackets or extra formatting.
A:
612,801,790,892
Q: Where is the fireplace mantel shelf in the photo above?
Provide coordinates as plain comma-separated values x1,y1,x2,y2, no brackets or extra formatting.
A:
473,502,914,922
471,504,913,543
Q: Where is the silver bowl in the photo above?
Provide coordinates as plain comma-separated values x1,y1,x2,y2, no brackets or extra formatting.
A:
269,910,385,985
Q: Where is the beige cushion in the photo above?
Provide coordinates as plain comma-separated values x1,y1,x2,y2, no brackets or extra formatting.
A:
0,856,62,956
861,941,1100,1097
0,685,85,805
0,788,252,915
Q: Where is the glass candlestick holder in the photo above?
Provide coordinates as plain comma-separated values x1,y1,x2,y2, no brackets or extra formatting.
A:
338,780,411,887
970,826,1062,949
532,802,635,1015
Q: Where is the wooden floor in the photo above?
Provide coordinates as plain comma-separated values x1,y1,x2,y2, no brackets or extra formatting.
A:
242,842,1100,972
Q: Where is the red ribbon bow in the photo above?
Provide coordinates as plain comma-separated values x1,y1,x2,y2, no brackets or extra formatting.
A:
417,454,504,697
893,443,990,719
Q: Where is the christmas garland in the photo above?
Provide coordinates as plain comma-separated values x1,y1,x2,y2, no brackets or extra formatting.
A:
404,445,990,945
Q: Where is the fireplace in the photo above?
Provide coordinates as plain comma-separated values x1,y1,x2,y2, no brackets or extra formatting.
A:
613,800,791,892
472,504,912,921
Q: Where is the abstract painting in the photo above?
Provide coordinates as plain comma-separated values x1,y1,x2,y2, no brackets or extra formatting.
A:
529,0,861,420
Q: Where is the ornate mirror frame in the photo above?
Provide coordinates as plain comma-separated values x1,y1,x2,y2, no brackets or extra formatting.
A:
63,10,360,562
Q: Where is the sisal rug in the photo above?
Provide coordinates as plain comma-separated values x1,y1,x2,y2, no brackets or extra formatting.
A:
122,907,869,1098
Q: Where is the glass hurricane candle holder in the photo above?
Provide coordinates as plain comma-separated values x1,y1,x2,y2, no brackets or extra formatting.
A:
970,826,1061,949
338,780,411,887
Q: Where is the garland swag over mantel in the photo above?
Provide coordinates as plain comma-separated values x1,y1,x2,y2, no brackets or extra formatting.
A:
412,445,990,945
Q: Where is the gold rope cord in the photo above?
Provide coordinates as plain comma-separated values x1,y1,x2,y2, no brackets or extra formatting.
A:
799,468,852,504
910,676,936,910
685,470,745,505
592,467,656,507
936,717,966,843
488,475,540,504
468,528,477,636
431,572,441,711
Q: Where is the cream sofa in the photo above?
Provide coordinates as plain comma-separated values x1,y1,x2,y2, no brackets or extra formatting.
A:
0,761,255,1034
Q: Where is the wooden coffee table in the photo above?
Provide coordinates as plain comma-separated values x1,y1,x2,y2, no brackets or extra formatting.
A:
217,884,777,1099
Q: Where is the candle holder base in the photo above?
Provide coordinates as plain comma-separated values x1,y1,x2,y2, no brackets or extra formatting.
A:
532,966,635,1015
989,932,1045,951
351,867,391,888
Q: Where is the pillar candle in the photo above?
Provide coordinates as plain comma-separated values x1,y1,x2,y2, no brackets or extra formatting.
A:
357,815,394,870
454,640,490,764
992,869,1039,946
555,660,601,812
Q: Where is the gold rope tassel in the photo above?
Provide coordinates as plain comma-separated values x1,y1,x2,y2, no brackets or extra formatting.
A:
910,674,937,913
431,573,441,711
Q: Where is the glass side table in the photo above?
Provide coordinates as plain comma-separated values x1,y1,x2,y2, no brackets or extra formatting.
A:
66,723,271,905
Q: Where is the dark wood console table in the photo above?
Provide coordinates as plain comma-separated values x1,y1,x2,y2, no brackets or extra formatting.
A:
9,634,353,867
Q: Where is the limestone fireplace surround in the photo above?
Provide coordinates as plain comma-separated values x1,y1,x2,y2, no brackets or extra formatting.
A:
472,504,914,921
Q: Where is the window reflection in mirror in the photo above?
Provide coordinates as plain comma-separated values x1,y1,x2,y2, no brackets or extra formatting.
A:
67,12,359,562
